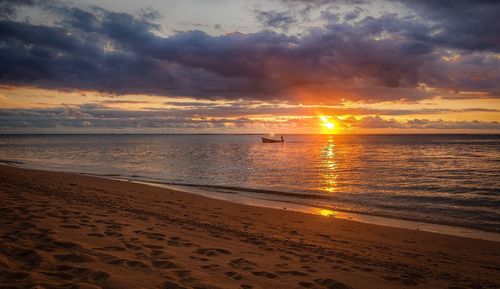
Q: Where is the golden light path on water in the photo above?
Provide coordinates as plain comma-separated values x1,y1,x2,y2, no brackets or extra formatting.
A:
320,136,338,193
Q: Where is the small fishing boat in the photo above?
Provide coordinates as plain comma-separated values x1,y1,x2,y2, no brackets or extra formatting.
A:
261,136,284,143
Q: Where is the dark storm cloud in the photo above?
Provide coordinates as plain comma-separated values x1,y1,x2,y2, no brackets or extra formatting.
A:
293,0,500,52
401,0,500,52
0,0,499,103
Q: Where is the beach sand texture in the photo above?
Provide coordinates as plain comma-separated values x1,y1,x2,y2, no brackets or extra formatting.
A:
0,165,498,289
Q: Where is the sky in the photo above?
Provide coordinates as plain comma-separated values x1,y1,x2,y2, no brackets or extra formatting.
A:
0,0,499,134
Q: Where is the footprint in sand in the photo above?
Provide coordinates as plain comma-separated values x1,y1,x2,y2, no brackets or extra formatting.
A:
0,270,32,285
134,229,167,241
225,271,244,280
251,271,278,279
168,236,194,247
275,262,289,268
162,280,188,289
124,242,143,250
42,265,110,284
241,237,266,246
314,278,352,289
173,269,196,282
105,223,123,230
87,232,105,238
190,256,209,262
298,281,315,288
360,266,373,272
301,265,318,273
151,260,178,269
229,258,257,271
54,240,81,249
107,258,149,269
383,275,420,286
150,249,173,259
1,245,43,270
299,256,313,262
96,246,126,252
194,248,232,257
317,255,333,262
104,230,124,237
54,252,95,263
60,224,81,229
201,264,219,270
148,232,167,240
143,244,164,250
277,270,309,276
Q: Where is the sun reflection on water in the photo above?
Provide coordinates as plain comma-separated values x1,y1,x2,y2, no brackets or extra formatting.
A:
320,136,338,193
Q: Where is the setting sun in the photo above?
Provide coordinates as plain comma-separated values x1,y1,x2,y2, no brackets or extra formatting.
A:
320,116,338,133
325,122,335,129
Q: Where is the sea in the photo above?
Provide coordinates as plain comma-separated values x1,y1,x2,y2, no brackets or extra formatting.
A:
1,134,499,238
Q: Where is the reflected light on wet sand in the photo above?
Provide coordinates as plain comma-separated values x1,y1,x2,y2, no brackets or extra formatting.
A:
319,209,337,217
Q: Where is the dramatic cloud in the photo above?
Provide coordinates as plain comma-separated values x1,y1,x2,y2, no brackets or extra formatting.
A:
1,104,499,132
0,0,499,104
402,0,500,52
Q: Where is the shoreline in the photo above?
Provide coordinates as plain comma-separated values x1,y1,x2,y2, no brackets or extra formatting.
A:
2,160,498,242
0,164,499,289
130,180,500,242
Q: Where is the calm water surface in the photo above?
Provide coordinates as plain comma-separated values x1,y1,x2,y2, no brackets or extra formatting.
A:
1,134,499,233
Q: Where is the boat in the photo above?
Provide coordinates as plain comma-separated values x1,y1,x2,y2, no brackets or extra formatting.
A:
261,136,284,143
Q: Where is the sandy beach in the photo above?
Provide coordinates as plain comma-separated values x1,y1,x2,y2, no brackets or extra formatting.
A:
0,165,498,289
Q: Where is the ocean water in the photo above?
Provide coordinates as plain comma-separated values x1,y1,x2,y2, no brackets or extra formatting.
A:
0,134,499,233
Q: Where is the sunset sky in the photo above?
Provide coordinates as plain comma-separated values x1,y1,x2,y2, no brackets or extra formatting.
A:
0,0,499,133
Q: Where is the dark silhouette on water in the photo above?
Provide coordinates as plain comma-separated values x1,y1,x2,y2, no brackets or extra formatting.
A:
261,136,284,143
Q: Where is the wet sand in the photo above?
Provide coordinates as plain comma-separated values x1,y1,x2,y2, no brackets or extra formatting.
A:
0,165,499,289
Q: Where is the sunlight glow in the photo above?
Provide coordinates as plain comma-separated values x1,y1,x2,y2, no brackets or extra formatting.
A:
319,115,338,134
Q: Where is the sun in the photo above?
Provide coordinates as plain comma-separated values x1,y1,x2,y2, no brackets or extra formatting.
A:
324,122,335,129
319,115,338,133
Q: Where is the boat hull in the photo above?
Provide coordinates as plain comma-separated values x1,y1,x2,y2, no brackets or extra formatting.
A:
261,138,283,143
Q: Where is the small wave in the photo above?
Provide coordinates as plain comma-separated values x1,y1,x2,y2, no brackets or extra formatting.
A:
0,159,26,165
96,173,124,177
141,180,334,200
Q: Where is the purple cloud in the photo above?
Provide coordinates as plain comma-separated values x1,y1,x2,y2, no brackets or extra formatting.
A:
0,0,498,104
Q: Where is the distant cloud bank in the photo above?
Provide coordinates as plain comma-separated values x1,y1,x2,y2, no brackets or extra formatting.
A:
1,105,498,133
